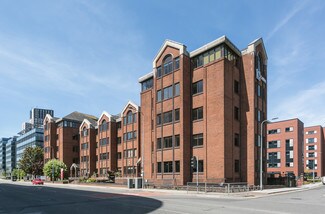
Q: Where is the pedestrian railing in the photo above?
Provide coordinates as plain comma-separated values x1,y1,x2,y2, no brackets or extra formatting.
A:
186,182,259,194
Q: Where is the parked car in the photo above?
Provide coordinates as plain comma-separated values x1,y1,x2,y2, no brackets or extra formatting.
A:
322,176,325,185
32,178,44,185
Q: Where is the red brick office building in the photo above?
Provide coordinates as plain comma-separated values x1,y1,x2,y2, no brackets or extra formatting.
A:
43,112,98,175
304,126,325,177
139,36,268,186
266,119,304,179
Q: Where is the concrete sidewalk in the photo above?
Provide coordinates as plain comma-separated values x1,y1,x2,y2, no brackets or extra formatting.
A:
1,178,323,199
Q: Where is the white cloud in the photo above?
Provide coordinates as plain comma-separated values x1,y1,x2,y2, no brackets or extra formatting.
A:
270,81,325,126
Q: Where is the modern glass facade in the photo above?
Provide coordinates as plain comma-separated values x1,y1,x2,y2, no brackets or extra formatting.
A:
16,128,44,163
0,138,10,173
5,137,17,173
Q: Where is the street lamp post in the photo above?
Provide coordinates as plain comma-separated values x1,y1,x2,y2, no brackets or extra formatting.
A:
260,117,278,190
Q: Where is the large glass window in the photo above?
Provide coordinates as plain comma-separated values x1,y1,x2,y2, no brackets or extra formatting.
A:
163,55,173,75
100,120,108,132
192,80,203,95
163,86,173,100
141,78,153,91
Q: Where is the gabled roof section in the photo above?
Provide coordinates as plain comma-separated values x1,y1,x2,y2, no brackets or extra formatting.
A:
153,39,188,68
98,111,114,124
190,35,241,57
62,111,98,123
79,118,97,131
138,70,154,83
44,114,58,124
241,37,267,59
122,101,139,114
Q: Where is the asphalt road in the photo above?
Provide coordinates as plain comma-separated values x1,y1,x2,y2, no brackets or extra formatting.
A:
0,181,324,214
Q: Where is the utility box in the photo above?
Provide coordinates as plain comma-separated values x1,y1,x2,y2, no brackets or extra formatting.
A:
135,178,142,189
127,178,135,188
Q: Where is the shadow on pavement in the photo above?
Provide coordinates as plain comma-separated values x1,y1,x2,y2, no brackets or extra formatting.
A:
0,183,163,214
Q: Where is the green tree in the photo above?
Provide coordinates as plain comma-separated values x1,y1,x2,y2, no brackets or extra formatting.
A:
19,146,44,177
11,169,26,180
43,159,67,180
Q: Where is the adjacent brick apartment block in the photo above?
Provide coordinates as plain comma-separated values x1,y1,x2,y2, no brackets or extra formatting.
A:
266,119,304,179
43,112,98,175
139,36,267,186
304,126,325,177
79,118,98,177
97,101,140,178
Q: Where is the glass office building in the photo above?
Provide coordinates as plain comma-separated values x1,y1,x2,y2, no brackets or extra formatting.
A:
16,128,44,164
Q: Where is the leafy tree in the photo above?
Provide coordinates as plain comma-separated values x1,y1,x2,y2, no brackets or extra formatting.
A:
43,159,67,180
11,169,26,180
19,146,44,177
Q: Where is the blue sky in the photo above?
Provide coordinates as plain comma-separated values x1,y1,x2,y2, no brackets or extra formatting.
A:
1,0,325,137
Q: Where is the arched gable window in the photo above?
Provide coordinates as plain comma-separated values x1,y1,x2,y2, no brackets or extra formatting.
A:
100,119,108,132
82,126,88,137
163,55,173,75
256,53,264,80
127,111,133,124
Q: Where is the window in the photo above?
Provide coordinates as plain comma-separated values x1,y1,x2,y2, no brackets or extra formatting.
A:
235,160,240,173
234,133,240,147
192,80,203,95
163,136,173,148
156,114,162,125
124,149,136,158
163,85,173,100
117,122,121,129
285,139,293,150
174,57,180,70
100,153,108,160
175,161,180,172
307,138,316,143
175,135,180,147
306,130,316,135
308,145,315,150
157,90,162,102
81,143,88,150
285,127,293,132
174,83,180,96
81,156,89,162
141,77,153,91
157,162,162,173
192,133,203,147
267,152,281,168
193,160,204,172
268,140,280,148
164,161,173,173
234,107,239,120
157,138,162,150
175,109,180,121
163,111,173,124
157,66,162,78
123,131,137,141
192,107,203,121
163,55,173,75
82,128,88,137
100,138,108,146
234,80,239,94
100,120,108,132
117,152,122,159
268,129,280,134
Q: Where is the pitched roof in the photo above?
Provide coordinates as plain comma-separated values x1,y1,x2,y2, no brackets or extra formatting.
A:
63,111,98,123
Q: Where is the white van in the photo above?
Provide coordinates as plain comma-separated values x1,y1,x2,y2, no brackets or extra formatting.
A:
322,176,325,185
